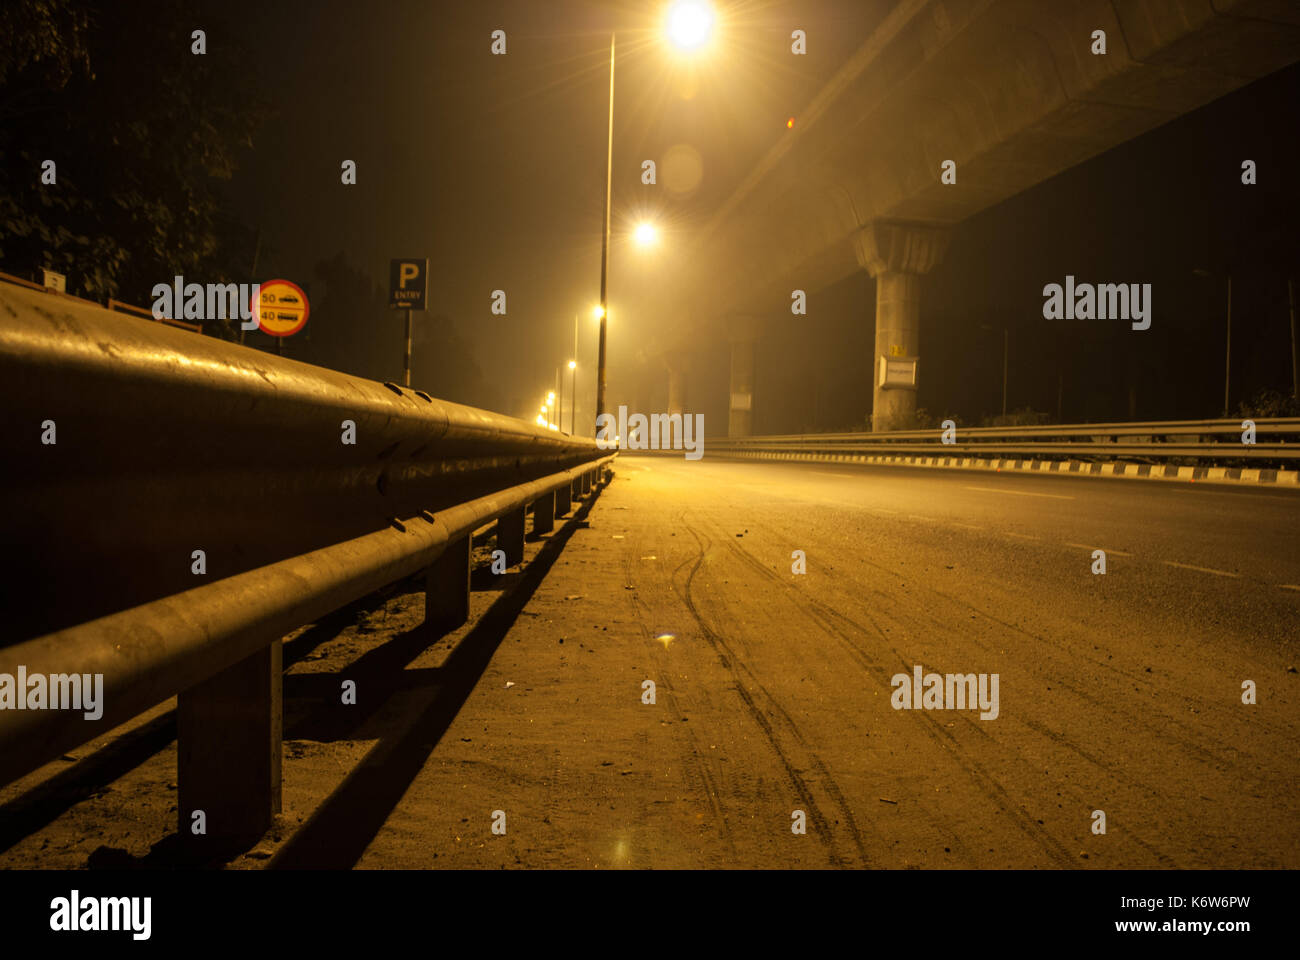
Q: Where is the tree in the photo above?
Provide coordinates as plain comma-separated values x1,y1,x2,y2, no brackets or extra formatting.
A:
0,0,267,337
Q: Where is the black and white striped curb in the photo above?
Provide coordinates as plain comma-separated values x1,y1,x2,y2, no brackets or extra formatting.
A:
710,450,1300,488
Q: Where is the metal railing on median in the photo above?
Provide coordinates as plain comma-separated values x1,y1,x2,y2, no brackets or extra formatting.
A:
0,279,614,844
704,418,1300,464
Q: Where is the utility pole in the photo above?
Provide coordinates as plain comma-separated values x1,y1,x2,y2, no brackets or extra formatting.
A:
1001,327,1008,418
402,312,412,385
1223,274,1233,417
1290,277,1298,401
241,225,261,347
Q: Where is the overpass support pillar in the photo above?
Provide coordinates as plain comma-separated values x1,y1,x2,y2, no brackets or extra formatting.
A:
668,371,685,416
664,352,688,448
854,219,950,432
727,316,759,438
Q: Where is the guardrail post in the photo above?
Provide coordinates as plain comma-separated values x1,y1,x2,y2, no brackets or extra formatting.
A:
581,471,592,495
571,476,583,502
177,640,282,851
426,535,471,631
499,505,526,566
556,481,572,516
533,493,555,535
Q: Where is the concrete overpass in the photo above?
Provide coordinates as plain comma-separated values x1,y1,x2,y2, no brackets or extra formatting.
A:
653,0,1300,431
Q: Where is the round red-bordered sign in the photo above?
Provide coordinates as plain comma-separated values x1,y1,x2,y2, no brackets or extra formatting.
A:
252,278,310,337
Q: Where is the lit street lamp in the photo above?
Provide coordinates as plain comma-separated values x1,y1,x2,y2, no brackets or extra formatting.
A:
634,222,658,247
593,1,714,435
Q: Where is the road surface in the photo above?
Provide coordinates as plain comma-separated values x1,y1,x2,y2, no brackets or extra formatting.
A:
2,455,1296,869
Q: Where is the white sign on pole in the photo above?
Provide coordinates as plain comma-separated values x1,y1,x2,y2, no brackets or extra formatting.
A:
879,355,918,389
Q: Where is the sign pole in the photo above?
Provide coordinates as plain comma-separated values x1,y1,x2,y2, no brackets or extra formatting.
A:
389,259,429,388
404,309,413,387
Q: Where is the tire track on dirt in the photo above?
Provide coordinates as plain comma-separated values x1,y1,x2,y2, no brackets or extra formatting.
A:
620,549,739,860
709,521,1079,867
675,523,872,867
742,511,1291,778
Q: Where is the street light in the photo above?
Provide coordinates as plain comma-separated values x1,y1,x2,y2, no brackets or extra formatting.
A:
634,222,658,247
666,0,715,51
593,2,714,436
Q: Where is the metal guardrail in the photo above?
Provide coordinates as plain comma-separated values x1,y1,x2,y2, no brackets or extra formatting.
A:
704,418,1300,463
0,280,614,848
0,269,202,332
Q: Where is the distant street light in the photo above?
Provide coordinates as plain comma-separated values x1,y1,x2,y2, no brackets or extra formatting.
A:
634,222,659,247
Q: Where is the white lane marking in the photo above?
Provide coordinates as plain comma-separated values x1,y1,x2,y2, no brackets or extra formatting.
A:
964,485,1075,501
1173,487,1300,501
1005,532,1040,541
1161,560,1241,578
1063,541,1133,557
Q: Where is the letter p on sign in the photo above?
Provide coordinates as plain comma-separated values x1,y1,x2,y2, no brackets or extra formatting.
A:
389,258,429,310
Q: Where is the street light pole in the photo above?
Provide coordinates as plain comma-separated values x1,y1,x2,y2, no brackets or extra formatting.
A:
1290,277,1298,401
1001,328,1008,418
569,360,578,434
595,33,614,435
1224,274,1232,417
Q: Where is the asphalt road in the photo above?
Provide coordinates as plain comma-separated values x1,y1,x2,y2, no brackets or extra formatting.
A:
375,454,1295,870
3,454,1295,869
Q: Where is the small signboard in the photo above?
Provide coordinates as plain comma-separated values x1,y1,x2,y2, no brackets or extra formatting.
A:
42,269,66,292
253,279,310,337
390,258,428,310
879,355,918,389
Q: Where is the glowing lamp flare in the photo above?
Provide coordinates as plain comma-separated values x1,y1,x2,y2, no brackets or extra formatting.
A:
666,0,715,51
